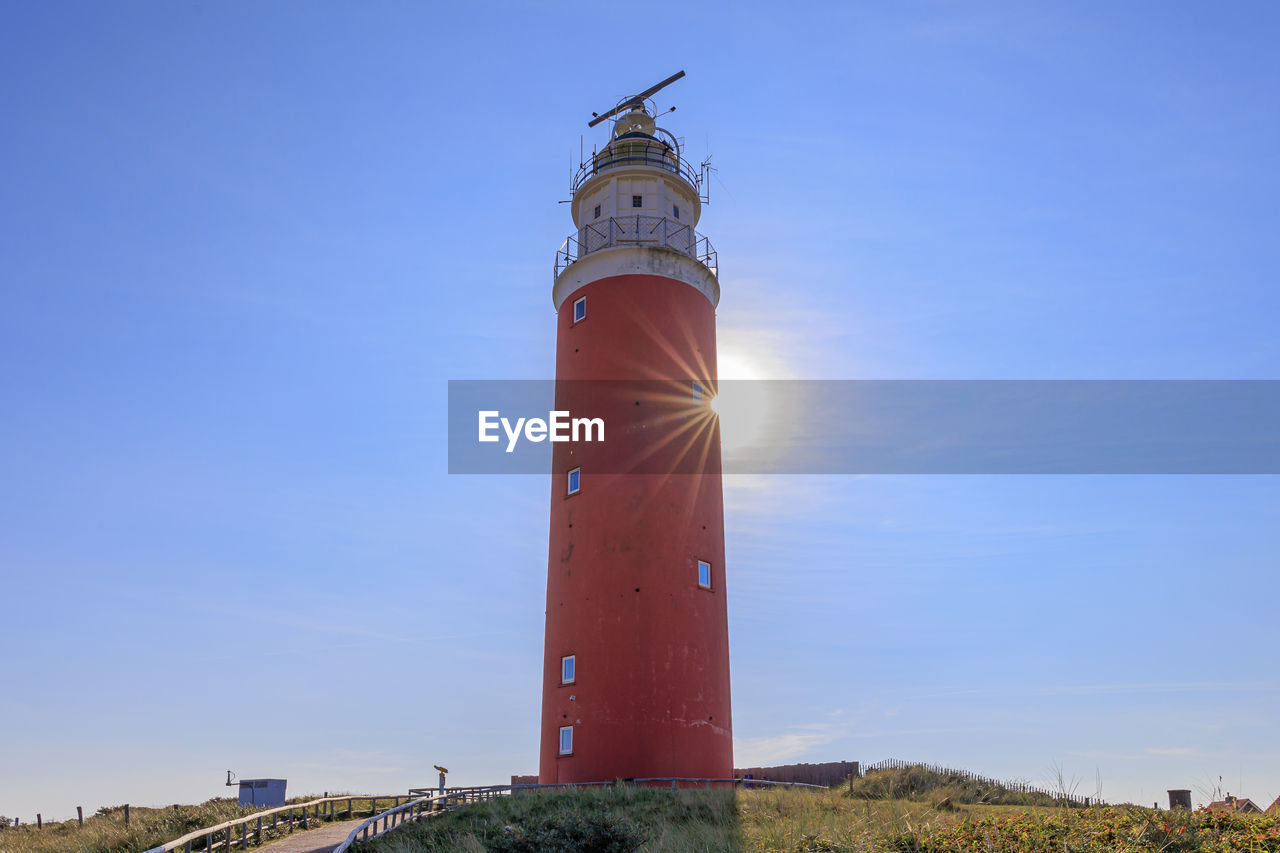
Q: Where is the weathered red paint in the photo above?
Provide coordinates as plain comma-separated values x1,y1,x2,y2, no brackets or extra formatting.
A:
539,273,732,783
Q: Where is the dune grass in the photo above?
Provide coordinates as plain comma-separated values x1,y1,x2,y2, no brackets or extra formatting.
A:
355,785,1280,853
845,765,1068,808
0,795,392,853
7,785,1277,852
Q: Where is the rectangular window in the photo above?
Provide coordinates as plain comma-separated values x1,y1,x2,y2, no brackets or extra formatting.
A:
567,467,581,495
697,559,712,589
593,204,601,219
559,725,573,755
573,296,586,323
561,654,575,684
632,195,643,208
692,380,702,401
673,204,680,219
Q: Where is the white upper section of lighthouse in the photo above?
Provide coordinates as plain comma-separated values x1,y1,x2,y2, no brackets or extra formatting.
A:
569,108,703,229
552,89,719,310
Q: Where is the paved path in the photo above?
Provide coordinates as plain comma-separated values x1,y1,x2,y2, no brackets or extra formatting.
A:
254,818,368,853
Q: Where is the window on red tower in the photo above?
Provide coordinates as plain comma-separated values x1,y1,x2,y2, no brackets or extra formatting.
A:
698,559,712,589
559,725,573,755
573,296,586,323
561,654,575,684
567,467,581,495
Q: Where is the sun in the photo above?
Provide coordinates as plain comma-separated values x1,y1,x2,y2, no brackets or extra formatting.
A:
711,349,774,454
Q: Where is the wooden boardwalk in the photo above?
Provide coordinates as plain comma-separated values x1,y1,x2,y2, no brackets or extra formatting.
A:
254,819,368,853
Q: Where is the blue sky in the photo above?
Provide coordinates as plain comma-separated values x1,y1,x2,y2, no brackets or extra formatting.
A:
2,0,1278,820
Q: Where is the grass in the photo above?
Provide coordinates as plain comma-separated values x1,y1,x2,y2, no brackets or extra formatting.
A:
846,765,1070,808
0,795,395,853
8,783,1277,852
354,785,1280,853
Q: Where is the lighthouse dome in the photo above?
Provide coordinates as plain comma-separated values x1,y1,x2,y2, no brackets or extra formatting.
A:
613,107,656,138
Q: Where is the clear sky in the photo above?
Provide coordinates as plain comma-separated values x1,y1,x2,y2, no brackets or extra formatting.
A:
2,0,1278,821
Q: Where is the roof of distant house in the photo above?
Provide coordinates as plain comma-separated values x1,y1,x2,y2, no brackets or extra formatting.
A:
1208,796,1263,814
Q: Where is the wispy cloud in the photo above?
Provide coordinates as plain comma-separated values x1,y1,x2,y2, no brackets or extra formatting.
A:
733,708,1014,767
735,731,845,767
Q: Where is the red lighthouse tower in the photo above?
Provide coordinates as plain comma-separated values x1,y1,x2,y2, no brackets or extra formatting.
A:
539,73,732,784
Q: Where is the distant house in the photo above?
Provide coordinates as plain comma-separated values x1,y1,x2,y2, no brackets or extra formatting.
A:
1208,795,1264,815
1266,796,1280,817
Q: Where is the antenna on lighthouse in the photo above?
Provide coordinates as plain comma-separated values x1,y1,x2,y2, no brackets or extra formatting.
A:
586,70,686,128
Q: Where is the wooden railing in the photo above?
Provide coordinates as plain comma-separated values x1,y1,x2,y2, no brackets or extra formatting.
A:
139,794,414,853
331,791,459,852
146,777,834,853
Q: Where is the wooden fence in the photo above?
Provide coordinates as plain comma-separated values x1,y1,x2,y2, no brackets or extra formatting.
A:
862,758,1101,807
0,804,117,831
735,761,859,788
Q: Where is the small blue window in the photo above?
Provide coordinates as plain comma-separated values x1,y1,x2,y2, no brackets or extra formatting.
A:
559,725,573,755
593,204,601,219
573,296,586,323
697,559,712,589
692,381,702,401
567,467,581,495
561,655,575,684
673,204,680,219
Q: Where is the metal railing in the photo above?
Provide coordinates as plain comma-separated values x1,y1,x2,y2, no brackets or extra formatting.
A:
554,214,718,281
571,139,702,194
139,794,415,853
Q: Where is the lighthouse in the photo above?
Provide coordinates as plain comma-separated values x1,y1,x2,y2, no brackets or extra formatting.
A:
538,72,733,784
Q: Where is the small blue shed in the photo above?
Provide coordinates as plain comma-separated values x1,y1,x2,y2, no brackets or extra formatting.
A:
237,779,287,807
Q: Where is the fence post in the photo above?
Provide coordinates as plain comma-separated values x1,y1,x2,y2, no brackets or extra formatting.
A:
124,805,130,828
77,806,84,827
36,814,41,829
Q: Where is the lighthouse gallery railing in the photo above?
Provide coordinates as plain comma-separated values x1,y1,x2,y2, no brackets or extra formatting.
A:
554,214,718,281
570,139,703,195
